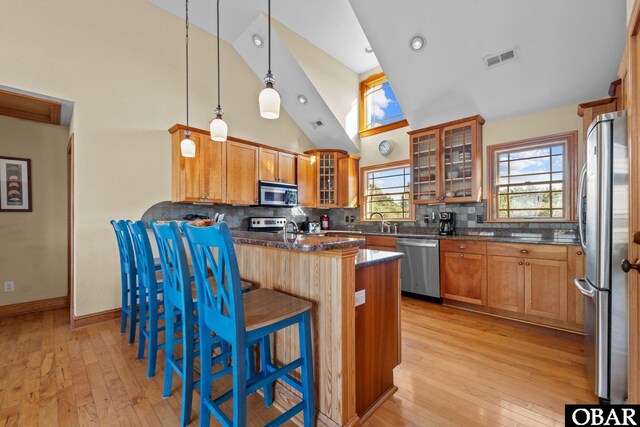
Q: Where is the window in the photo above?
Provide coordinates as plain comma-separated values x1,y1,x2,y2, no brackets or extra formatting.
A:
487,132,578,221
359,72,408,137
360,161,413,221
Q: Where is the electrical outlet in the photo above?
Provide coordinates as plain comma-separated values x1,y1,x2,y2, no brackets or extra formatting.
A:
349,216,355,223
355,289,366,307
477,215,484,223
4,281,15,292
345,216,349,222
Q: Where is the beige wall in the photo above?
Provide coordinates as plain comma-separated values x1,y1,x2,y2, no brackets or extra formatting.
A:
274,21,361,146
629,0,635,23
1,0,314,316
0,116,68,306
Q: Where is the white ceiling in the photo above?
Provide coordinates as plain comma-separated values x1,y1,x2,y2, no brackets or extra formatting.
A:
146,0,378,74
349,0,627,129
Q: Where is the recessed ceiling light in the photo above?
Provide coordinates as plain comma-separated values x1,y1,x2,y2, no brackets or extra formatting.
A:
409,35,425,52
252,34,264,48
297,95,308,105
364,45,373,54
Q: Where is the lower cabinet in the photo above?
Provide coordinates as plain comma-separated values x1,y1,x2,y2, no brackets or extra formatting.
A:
440,241,487,305
441,240,582,332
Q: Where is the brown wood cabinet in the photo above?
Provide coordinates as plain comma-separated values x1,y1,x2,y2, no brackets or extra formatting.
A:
578,95,619,147
170,125,226,203
305,149,360,208
440,241,487,305
296,154,316,207
485,243,568,321
258,148,296,184
409,115,484,204
226,141,259,205
365,235,396,251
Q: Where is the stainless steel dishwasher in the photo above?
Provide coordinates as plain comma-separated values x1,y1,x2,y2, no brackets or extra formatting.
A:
396,238,442,303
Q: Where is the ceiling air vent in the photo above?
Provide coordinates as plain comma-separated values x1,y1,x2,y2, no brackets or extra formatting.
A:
484,48,518,69
310,120,324,129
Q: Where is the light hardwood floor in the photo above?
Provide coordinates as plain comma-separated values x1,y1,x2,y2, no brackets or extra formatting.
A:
0,298,595,426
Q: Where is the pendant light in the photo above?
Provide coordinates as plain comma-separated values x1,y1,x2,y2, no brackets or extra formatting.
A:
209,0,228,142
258,0,281,119
180,0,196,157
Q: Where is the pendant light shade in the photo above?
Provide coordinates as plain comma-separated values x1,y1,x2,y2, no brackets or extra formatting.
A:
210,0,228,141
259,0,280,120
180,134,196,157
210,113,228,142
180,0,195,157
259,84,281,119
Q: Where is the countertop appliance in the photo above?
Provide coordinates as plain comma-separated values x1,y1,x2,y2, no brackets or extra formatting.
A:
308,221,321,233
396,238,441,302
258,181,297,207
248,217,287,233
438,212,456,235
574,110,628,403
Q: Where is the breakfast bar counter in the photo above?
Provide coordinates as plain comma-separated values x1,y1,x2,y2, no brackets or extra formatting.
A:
232,233,402,427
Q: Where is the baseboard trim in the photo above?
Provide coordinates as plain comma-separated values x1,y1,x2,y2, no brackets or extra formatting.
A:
0,295,68,318
72,308,121,329
358,385,398,424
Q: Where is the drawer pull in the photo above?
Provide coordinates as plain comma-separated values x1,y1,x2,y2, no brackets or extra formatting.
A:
577,251,583,256
458,245,466,249
525,262,531,266
518,261,523,265
520,249,529,254
460,254,464,258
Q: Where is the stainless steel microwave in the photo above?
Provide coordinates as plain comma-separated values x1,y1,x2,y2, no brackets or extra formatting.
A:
258,181,298,207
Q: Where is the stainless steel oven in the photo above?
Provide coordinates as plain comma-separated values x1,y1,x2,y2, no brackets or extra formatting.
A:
258,181,298,207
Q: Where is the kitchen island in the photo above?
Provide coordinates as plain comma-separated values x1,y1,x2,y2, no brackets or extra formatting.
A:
230,231,402,427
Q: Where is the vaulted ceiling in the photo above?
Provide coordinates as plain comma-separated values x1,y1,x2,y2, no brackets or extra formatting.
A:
147,0,627,149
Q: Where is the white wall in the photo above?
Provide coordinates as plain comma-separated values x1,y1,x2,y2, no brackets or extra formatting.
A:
0,116,68,306
1,0,314,316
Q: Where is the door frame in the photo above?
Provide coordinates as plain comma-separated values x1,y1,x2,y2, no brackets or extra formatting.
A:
67,134,74,326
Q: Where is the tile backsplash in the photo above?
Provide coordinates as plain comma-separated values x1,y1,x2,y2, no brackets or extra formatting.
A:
142,200,578,234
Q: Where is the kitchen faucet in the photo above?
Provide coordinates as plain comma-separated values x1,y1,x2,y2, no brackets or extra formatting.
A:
283,219,299,243
370,212,385,233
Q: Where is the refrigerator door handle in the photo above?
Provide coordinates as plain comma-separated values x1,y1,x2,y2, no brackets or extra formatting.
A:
577,164,587,251
574,277,595,297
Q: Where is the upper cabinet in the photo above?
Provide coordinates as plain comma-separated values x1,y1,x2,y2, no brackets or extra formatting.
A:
258,148,296,184
278,152,297,184
170,125,226,203
306,150,360,208
409,115,484,204
297,154,316,207
227,141,259,205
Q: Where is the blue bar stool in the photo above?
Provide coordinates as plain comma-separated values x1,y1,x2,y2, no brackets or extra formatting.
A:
151,221,231,427
127,220,167,378
182,222,315,427
110,219,139,344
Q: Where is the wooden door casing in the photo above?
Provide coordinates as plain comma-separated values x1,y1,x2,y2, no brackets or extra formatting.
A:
441,251,487,305
524,259,568,321
487,255,525,313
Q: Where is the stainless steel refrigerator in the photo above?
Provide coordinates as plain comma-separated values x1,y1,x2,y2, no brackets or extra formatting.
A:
574,110,628,403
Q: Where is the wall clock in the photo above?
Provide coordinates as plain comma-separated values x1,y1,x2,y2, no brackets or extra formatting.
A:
378,139,394,156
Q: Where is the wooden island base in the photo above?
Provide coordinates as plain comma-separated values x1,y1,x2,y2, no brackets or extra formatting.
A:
234,242,401,426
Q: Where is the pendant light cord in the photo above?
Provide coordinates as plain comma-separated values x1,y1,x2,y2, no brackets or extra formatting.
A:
185,0,190,134
216,0,221,111
267,0,271,75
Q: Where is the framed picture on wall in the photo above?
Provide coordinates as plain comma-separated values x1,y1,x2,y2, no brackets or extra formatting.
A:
0,156,32,212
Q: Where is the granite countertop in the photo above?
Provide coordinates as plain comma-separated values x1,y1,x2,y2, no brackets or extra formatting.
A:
324,229,580,246
355,249,404,269
230,230,365,252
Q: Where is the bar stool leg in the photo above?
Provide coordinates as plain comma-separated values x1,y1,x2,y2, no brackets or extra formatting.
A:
128,274,137,344
120,272,128,333
299,311,315,427
260,335,274,407
163,310,175,399
232,344,247,427
199,332,213,427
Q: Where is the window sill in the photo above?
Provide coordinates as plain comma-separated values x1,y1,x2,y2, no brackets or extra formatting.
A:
360,218,416,223
359,119,409,138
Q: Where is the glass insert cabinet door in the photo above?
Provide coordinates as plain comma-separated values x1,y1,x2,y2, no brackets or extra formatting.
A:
318,153,336,206
442,124,473,201
412,129,440,202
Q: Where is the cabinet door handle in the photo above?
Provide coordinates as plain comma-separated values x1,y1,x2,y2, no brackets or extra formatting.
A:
520,249,529,254
458,245,466,249
525,262,531,266
459,254,464,258
518,261,523,265
577,251,583,256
